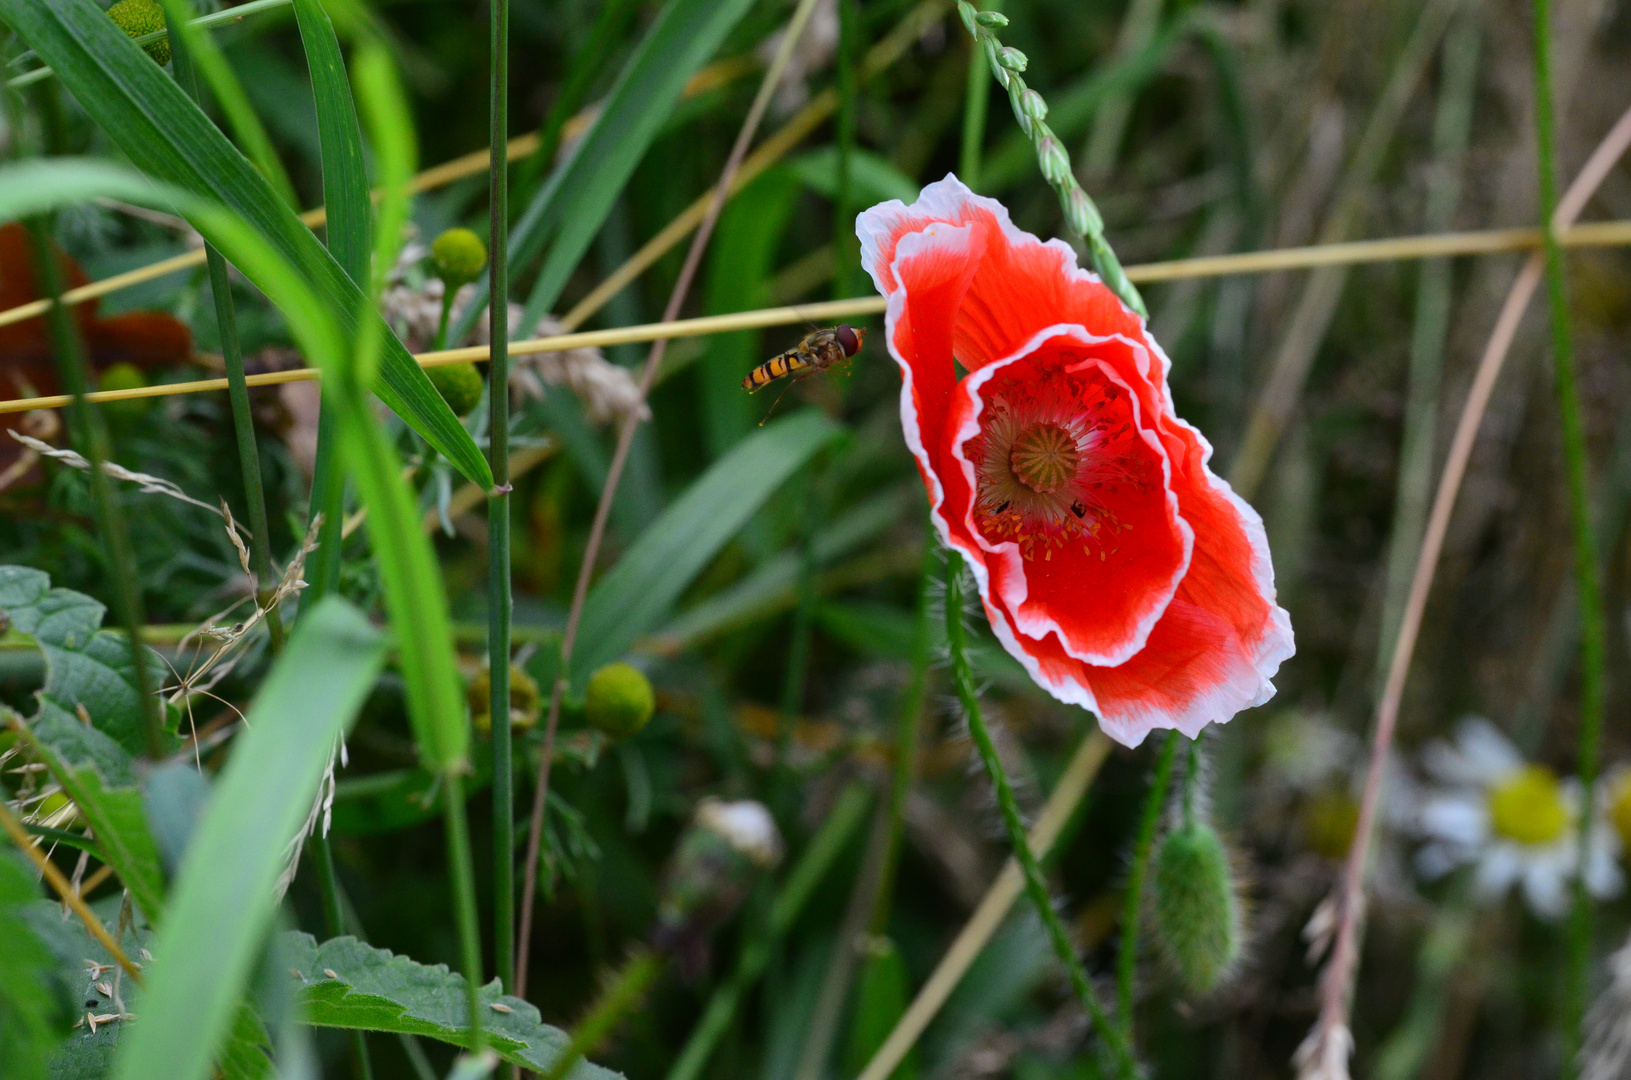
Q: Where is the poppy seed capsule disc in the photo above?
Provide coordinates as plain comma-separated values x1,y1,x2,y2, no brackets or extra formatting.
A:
1152,821,1242,995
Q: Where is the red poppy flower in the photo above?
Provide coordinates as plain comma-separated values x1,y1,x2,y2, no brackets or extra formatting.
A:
857,176,1292,746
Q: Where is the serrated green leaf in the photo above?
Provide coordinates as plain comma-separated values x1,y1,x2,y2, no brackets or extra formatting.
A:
283,934,621,1080
0,565,177,757
452,0,756,343
570,411,843,686
0,0,491,489
0,854,65,1080
9,712,167,924
110,598,386,1080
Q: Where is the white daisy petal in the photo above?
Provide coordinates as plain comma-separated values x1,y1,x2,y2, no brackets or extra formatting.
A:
1522,856,1571,919
1417,794,1489,845
1415,841,1472,880
1474,846,1524,900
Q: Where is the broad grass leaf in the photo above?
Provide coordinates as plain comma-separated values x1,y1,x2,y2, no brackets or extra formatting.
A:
291,0,370,285
284,933,620,1080
0,854,64,1080
110,597,386,1080
570,410,843,687
453,0,758,343
0,0,491,488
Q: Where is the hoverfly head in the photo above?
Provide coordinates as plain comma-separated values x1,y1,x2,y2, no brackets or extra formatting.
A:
836,324,863,356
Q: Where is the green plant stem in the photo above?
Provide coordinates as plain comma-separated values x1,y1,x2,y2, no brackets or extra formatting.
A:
665,783,871,1080
170,11,283,653
958,0,998,186
1531,0,1604,1068
310,833,375,1080
442,772,485,1052
943,551,1135,1078
25,219,164,759
488,0,515,998
541,949,665,1080
1116,731,1177,1041
307,398,346,602
1180,733,1201,830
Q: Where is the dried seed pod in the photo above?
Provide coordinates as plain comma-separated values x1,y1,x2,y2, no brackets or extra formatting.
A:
1152,821,1243,995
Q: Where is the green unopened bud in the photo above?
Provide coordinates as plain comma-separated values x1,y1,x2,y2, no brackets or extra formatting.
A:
1063,184,1103,238
957,1,978,36
983,36,1011,89
975,10,1009,28
1019,88,1048,122
468,664,541,735
1035,128,1072,186
998,46,1028,72
585,661,655,740
107,0,169,65
1152,821,1242,996
431,227,488,289
98,361,151,424
425,361,483,416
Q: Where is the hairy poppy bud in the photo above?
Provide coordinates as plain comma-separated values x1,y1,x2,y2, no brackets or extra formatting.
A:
975,10,1009,28
1152,821,1242,995
653,799,782,975
468,663,541,735
585,661,655,740
425,361,483,416
431,227,488,289
107,0,169,65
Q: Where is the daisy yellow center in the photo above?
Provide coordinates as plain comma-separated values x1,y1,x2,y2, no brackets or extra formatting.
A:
1010,423,1079,494
1607,774,1631,852
1487,765,1568,846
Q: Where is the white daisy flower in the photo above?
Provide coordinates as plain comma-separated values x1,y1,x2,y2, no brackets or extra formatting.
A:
1413,716,1621,918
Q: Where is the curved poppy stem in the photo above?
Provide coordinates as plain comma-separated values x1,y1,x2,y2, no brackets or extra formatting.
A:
943,550,1137,1079
1116,730,1178,1038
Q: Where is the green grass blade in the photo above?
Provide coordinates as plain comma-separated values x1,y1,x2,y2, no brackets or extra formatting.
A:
292,0,369,283
570,410,842,686
0,0,491,488
451,0,756,344
109,597,387,1080
155,0,298,208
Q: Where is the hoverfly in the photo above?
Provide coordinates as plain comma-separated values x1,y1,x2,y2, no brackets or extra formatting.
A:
741,324,864,423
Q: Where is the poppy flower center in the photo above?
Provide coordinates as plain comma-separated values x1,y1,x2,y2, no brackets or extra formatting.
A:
1487,766,1568,846
966,365,1150,560
1010,423,1079,494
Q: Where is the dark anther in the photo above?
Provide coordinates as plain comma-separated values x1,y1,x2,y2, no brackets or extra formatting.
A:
1071,502,1088,518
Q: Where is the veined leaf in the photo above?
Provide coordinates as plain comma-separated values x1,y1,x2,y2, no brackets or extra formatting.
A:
571,411,843,686
283,934,620,1080
0,854,63,1080
452,0,757,343
292,0,369,285
110,598,387,1080
0,0,491,488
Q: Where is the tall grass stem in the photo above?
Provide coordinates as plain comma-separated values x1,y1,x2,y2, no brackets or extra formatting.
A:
1529,0,1604,1065
443,774,485,1051
487,0,515,998
943,550,1135,1078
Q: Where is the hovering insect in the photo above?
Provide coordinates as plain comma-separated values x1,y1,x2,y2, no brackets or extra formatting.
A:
741,324,865,421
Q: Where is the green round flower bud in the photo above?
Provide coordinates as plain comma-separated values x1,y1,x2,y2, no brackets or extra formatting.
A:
1152,821,1243,996
1019,88,1048,121
983,36,1010,88
468,664,541,735
974,10,1009,28
1063,185,1102,238
425,361,483,416
998,46,1028,73
956,1,979,36
107,0,169,65
98,361,152,424
1035,128,1072,186
585,661,655,740
431,227,488,288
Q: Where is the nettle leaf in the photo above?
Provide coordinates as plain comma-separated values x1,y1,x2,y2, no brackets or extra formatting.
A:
0,566,178,757
284,933,622,1080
